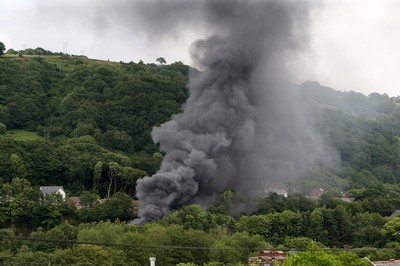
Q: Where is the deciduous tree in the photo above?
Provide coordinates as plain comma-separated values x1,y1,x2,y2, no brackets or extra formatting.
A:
156,57,166,64
0,42,5,56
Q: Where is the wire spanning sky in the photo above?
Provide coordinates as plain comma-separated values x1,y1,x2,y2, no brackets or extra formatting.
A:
1,0,400,97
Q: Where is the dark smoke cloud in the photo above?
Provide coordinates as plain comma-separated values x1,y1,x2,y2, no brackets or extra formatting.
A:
135,0,337,223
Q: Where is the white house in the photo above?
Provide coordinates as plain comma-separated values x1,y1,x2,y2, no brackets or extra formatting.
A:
264,186,288,197
39,186,66,200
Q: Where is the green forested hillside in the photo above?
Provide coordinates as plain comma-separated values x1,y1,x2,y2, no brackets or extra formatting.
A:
0,53,189,195
0,54,189,151
1,49,400,265
300,81,400,187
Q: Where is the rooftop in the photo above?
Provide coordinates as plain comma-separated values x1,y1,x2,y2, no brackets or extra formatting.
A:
373,260,400,266
39,186,64,194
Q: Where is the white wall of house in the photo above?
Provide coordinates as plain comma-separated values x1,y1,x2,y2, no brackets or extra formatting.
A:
56,188,66,200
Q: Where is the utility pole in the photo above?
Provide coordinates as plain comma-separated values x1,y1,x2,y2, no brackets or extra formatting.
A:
43,130,50,142
62,42,68,54
363,257,376,266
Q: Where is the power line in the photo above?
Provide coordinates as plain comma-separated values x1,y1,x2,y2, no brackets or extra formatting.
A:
1,235,399,252
2,236,245,250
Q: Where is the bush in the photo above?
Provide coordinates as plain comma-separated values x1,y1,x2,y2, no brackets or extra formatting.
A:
0,122,7,134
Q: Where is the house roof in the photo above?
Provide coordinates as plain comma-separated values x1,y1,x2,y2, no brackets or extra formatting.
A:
264,186,288,197
373,260,400,265
40,186,64,194
257,250,285,257
69,197,80,204
340,197,355,203
270,188,288,195
310,188,324,193
390,210,400,218
309,188,325,198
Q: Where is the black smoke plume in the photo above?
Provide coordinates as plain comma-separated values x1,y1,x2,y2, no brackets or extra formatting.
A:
135,0,336,223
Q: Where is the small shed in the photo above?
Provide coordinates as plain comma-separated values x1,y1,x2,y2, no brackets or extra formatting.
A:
68,197,81,208
309,188,325,199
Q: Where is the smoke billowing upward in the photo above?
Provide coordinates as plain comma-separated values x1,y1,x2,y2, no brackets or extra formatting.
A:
135,0,336,223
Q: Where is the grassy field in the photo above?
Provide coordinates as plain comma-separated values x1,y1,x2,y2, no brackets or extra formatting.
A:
2,130,44,141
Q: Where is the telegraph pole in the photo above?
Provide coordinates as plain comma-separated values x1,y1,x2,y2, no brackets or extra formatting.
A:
62,42,68,54
43,129,50,142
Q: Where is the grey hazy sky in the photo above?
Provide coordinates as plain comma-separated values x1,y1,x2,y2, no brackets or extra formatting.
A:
1,0,400,97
